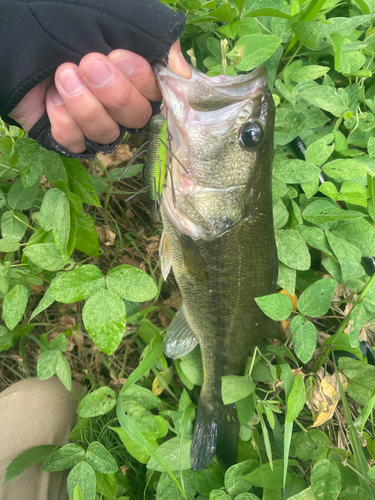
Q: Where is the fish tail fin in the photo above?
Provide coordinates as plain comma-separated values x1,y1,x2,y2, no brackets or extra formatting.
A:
190,395,239,471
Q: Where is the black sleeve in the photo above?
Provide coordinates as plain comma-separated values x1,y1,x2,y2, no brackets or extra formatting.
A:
0,0,185,160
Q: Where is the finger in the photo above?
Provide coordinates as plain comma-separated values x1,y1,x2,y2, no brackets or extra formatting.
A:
55,63,120,145
8,75,54,132
168,40,192,79
108,49,162,102
78,53,153,129
46,86,86,154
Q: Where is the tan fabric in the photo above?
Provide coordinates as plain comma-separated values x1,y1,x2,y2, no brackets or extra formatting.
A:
0,377,82,500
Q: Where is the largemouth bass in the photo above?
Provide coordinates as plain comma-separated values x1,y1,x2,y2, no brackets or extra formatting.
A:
154,64,278,471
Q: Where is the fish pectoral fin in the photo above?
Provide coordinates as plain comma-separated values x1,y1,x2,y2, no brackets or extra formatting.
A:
160,230,172,280
163,303,198,359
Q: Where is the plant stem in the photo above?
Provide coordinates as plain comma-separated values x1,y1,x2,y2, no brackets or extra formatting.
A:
312,271,375,373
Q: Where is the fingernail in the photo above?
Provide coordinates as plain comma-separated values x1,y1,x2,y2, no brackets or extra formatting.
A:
59,68,85,95
84,59,114,87
49,87,64,106
112,56,134,78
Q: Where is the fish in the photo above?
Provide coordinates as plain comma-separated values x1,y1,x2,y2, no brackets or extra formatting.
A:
153,63,279,471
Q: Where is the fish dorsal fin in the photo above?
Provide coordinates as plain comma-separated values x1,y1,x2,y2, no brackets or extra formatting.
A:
163,303,198,359
160,230,172,281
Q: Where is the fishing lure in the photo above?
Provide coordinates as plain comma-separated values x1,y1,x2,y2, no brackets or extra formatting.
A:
143,114,168,202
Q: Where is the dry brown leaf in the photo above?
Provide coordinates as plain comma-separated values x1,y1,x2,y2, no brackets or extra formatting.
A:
310,372,347,427
60,315,76,328
152,367,173,396
158,309,171,328
30,285,44,293
292,368,305,379
96,226,116,246
163,291,182,310
279,289,298,311
97,143,133,168
121,255,140,268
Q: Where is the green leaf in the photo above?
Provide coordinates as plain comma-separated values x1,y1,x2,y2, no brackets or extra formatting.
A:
296,226,333,257
15,140,43,188
42,443,85,472
37,349,61,380
0,239,20,252
24,243,67,271
73,484,84,500
77,387,117,418
49,265,105,303
242,461,292,490
230,35,282,72
286,374,306,424
209,490,232,500
274,109,306,145
40,148,69,185
291,65,329,83
225,460,259,497
291,21,319,49
179,346,204,386
63,157,101,207
50,332,69,351
311,460,341,500
305,138,334,167
338,181,368,208
106,265,157,302
325,231,363,283
298,84,349,117
30,290,55,320
67,462,96,500
147,436,192,471
82,289,126,354
255,293,293,321
302,200,366,224
75,213,99,256
348,304,366,348
273,198,289,230
3,284,28,330
297,278,336,317
122,384,161,410
333,219,375,258
4,445,59,483
222,375,256,405
290,316,317,364
276,229,311,271
7,178,40,210
1,211,29,243
56,354,72,391
94,471,117,498
122,399,158,433
86,442,118,474
323,159,369,182
110,426,151,464
273,160,320,184
290,429,330,461
277,263,296,296
191,460,225,497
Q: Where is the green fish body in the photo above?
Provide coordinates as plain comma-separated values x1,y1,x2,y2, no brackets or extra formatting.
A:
154,64,278,471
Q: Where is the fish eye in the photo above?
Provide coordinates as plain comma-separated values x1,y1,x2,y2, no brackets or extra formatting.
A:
239,121,264,150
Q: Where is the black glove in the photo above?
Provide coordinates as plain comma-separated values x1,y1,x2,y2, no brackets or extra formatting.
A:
0,0,185,160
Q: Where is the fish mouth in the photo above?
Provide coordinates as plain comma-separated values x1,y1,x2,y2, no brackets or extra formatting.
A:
153,63,268,111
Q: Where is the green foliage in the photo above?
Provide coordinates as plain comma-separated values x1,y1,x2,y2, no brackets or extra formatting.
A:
3,0,375,498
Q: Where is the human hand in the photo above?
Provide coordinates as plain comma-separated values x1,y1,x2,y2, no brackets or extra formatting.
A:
8,41,191,155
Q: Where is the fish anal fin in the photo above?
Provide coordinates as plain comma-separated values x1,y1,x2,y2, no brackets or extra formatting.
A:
160,230,172,281
191,396,239,471
163,303,198,359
